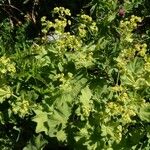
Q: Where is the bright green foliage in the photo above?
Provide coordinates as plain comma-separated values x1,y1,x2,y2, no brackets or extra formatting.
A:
23,134,48,150
33,75,88,142
139,104,150,122
0,1,150,149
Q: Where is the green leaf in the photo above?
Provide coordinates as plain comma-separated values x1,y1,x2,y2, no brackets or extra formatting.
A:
80,86,92,106
32,110,50,133
46,94,72,141
33,94,72,142
139,104,150,122
23,134,48,150
58,62,63,72
107,13,116,22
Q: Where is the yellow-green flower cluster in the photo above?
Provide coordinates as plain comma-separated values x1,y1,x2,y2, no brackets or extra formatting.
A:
119,15,142,43
41,16,53,35
120,15,142,30
53,7,71,17
80,14,93,23
106,101,136,124
41,7,97,55
144,55,150,73
116,43,147,72
12,99,30,118
115,125,122,143
135,43,147,57
56,32,82,53
111,85,123,92
101,85,146,144
116,57,127,72
89,22,98,33
78,15,98,38
41,13,82,51
144,62,150,72
104,85,138,126
71,51,94,69
0,56,16,75
41,7,71,36
55,72,73,92
78,24,87,38
82,106,91,118
0,86,12,103
54,19,67,34
41,17,69,35
116,47,135,71
118,92,129,103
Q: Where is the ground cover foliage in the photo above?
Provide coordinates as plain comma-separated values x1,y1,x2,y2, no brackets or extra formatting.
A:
1,0,150,149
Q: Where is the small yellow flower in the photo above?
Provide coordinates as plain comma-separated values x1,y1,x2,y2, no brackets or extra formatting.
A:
81,14,92,22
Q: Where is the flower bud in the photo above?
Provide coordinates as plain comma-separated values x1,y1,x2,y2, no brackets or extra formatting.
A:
118,8,125,17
